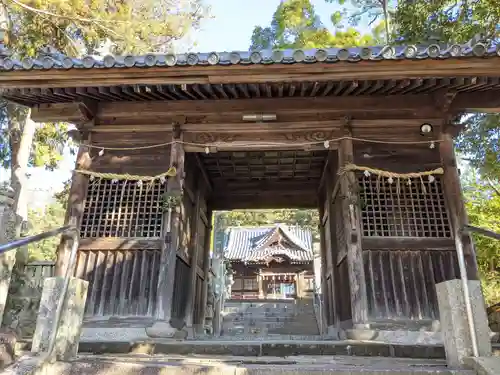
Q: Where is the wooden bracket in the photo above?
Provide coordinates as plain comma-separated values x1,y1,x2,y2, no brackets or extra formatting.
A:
341,115,353,135
172,124,182,139
78,99,98,121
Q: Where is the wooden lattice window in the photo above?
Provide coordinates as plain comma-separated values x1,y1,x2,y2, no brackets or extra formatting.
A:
359,174,451,238
81,178,166,238
244,278,258,290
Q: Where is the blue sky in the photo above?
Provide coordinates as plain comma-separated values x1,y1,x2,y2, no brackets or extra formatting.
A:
190,0,370,52
12,0,374,201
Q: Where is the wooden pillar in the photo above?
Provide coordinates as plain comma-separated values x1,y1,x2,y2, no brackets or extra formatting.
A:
324,155,338,324
318,198,331,328
184,185,202,328
55,133,91,277
258,272,264,298
439,130,479,279
146,126,185,338
338,127,369,327
198,208,213,327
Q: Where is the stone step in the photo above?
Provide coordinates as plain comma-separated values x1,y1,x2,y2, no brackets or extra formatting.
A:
222,315,304,322
77,340,450,359
223,313,301,319
42,354,475,375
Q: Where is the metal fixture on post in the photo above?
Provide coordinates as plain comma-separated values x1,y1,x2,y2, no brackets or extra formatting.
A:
420,123,433,135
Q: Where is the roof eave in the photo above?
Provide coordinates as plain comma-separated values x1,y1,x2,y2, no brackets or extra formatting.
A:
1,57,500,90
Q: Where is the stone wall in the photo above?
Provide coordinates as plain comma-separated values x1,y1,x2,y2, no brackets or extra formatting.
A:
2,262,55,338
489,302,500,342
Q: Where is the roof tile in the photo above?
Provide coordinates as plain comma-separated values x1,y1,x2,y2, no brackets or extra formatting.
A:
224,224,313,263
0,42,498,72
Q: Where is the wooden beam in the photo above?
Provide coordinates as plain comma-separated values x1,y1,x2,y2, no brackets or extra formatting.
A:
1,58,500,88
90,121,341,133
362,237,455,250
79,237,161,250
97,95,439,119
185,185,202,328
211,180,320,192
439,130,479,280
194,153,212,193
31,102,93,123
451,92,500,113
212,194,318,210
55,133,91,276
198,208,213,328
147,125,185,337
338,121,369,326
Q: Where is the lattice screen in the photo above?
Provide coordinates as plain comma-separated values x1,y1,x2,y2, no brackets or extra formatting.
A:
81,178,166,238
359,174,451,238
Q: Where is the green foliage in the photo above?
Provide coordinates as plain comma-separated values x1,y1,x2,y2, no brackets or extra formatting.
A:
463,178,500,306
394,0,500,44
214,209,320,241
3,0,210,57
26,201,66,261
54,178,71,210
456,114,500,181
327,0,393,42
0,0,210,172
0,114,73,170
250,0,374,50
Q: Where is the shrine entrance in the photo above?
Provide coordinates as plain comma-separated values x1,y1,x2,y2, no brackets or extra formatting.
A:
0,44,490,343
264,275,296,299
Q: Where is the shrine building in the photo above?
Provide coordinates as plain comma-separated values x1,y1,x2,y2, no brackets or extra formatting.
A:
0,41,497,342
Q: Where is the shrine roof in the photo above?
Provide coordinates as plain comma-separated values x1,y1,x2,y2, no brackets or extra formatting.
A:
2,41,500,109
224,224,313,263
0,42,498,71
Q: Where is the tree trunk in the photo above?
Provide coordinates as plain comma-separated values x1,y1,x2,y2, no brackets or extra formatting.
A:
9,106,36,266
382,0,390,43
0,105,35,326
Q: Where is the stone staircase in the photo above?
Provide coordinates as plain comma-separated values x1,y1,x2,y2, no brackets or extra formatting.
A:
7,353,477,375
221,298,320,338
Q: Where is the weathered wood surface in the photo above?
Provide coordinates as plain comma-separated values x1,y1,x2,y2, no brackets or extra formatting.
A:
338,126,369,326
198,208,213,326
155,127,185,322
95,95,442,118
439,130,479,280
75,248,160,317
2,58,500,89
363,249,460,321
56,134,91,276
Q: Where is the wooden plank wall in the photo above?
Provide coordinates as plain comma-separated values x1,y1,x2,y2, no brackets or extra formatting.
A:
354,145,457,324
363,249,459,321
171,153,210,326
75,140,211,325
319,151,353,328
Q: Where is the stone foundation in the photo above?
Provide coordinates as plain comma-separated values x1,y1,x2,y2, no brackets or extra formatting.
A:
32,277,88,360
436,279,492,368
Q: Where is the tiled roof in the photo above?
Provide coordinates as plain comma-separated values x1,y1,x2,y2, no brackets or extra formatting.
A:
224,224,313,263
0,42,498,71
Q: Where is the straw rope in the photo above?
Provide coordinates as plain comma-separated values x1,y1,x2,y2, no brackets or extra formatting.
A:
338,163,444,195
83,136,439,152
75,167,177,191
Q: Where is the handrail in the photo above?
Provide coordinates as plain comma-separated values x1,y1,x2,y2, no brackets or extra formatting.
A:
0,225,73,254
0,224,79,362
463,224,500,241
